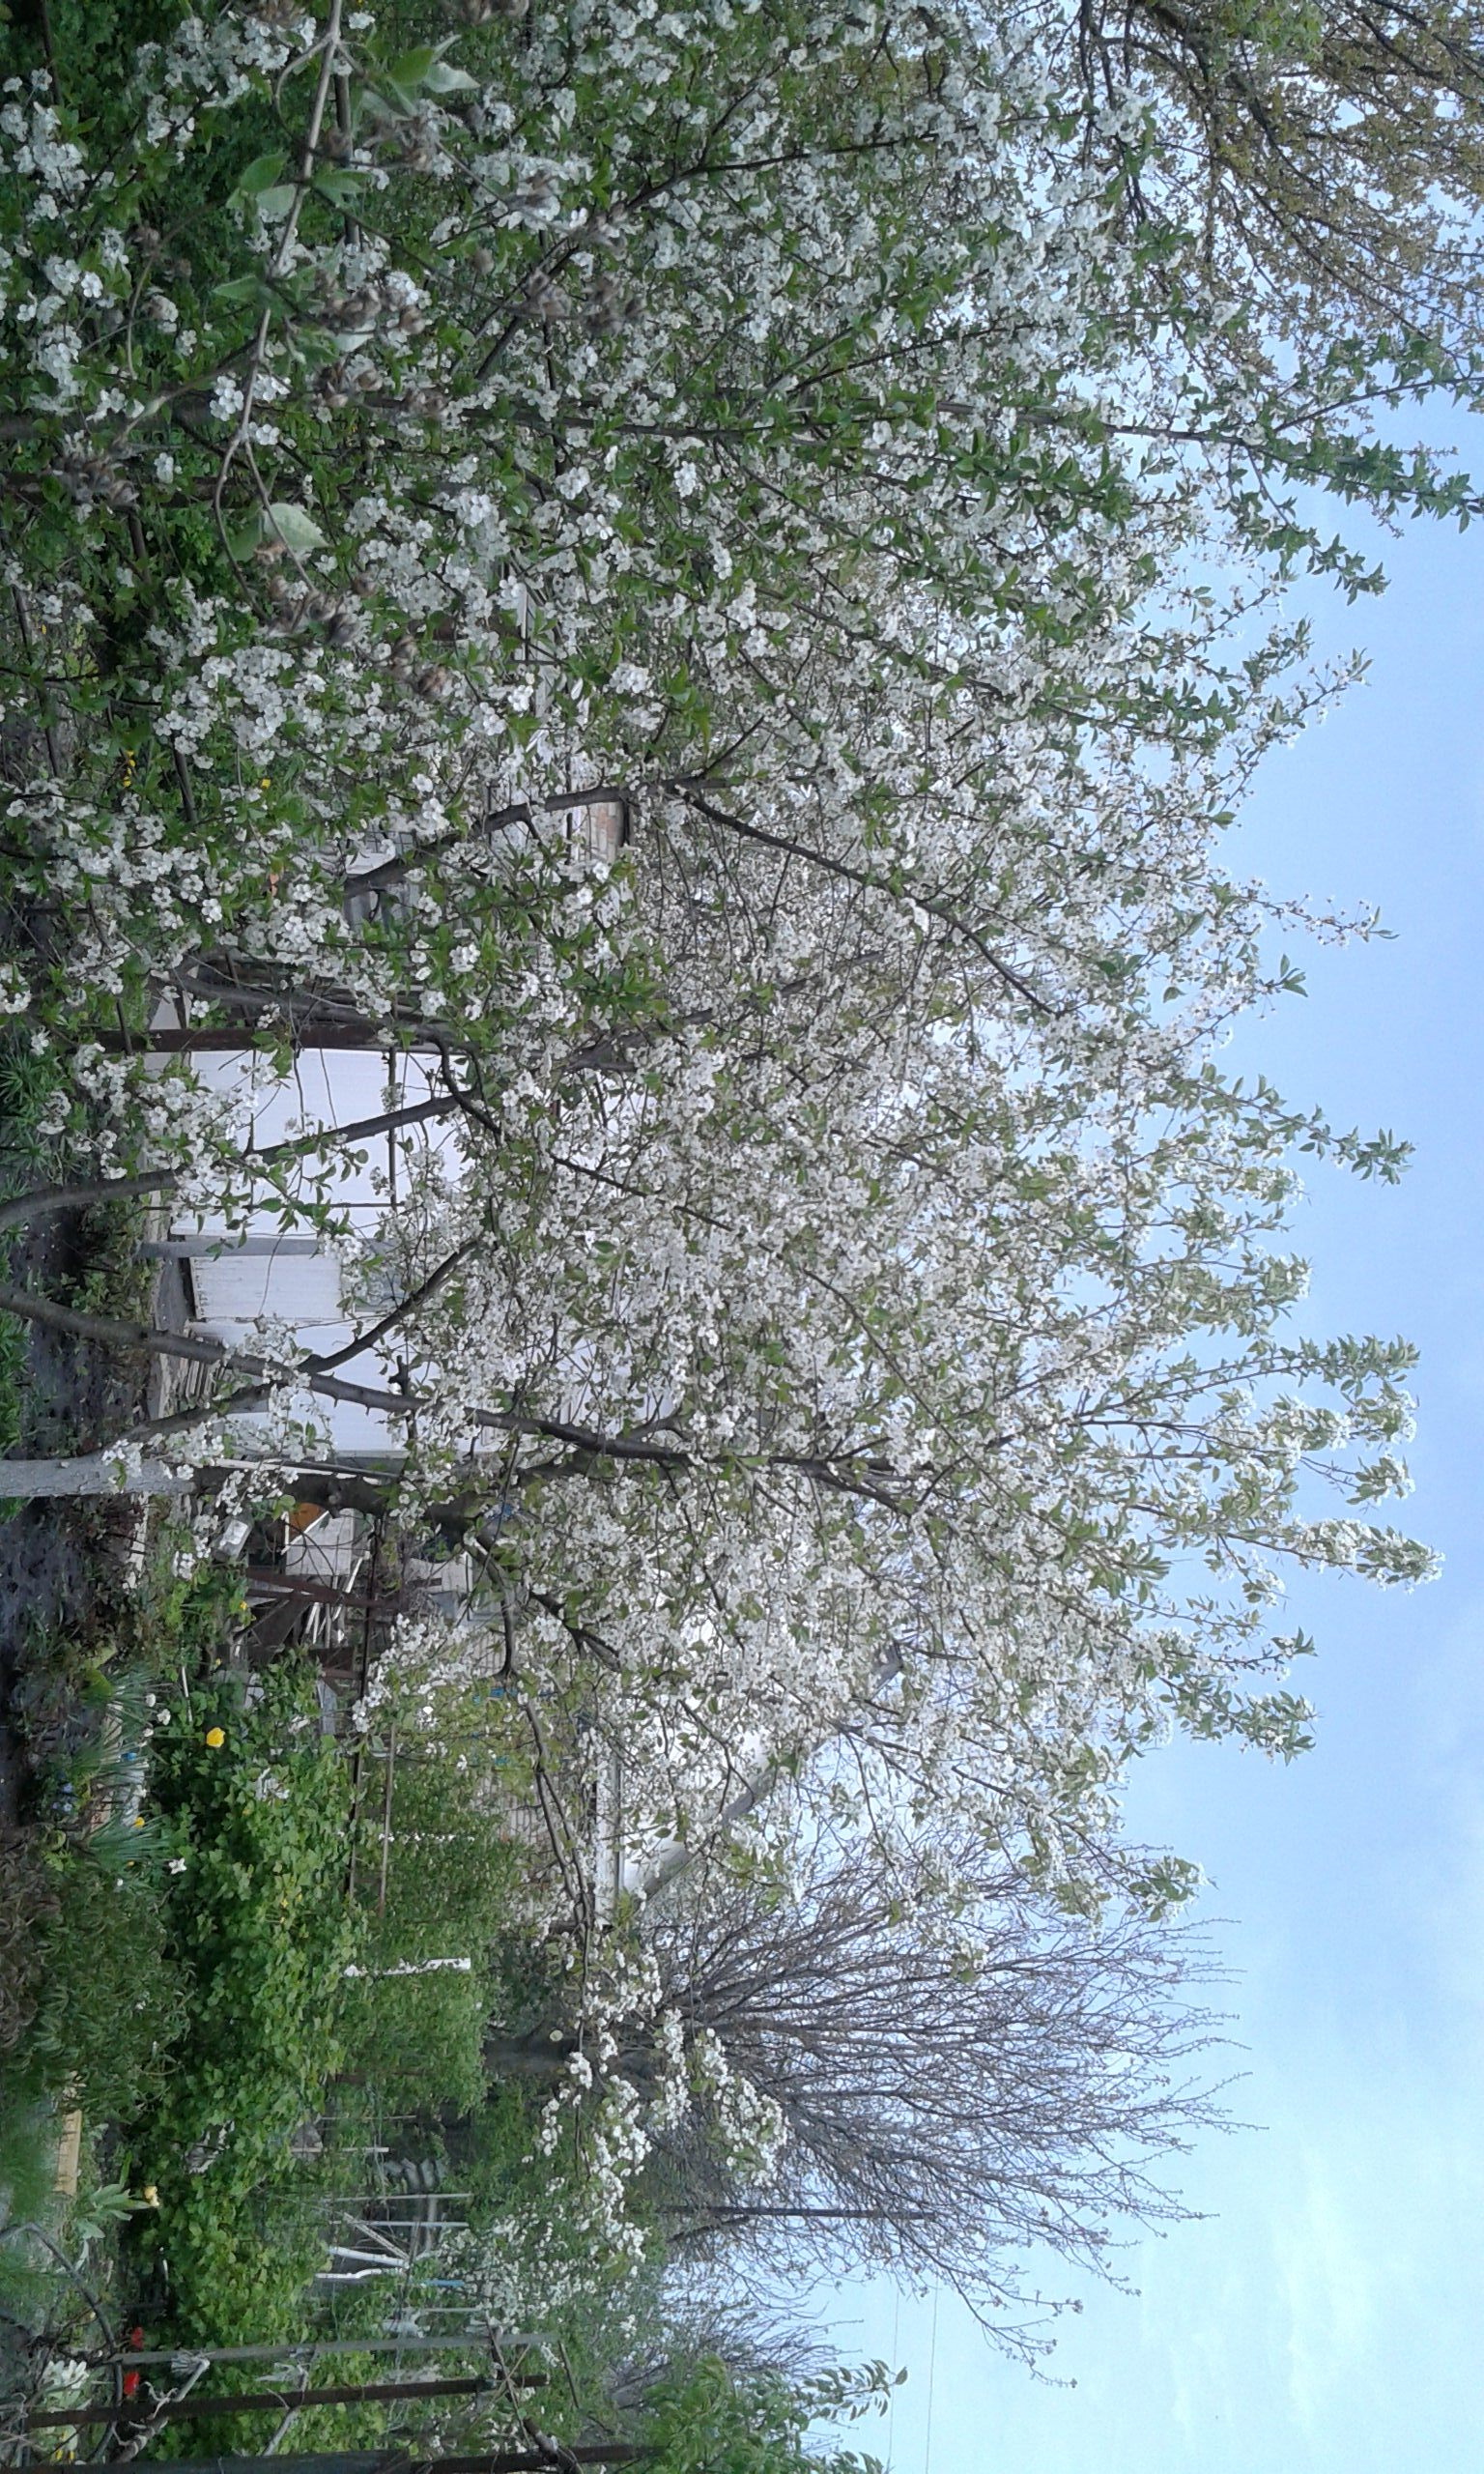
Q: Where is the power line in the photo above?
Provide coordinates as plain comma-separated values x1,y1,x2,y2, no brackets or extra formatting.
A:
921,2292,939,2474
887,2287,900,2470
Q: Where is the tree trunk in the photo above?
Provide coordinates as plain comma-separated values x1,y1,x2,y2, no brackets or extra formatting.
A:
0,1090,458,1236
481,2030,576,2079
111,1027,444,1054
0,1453,196,1498
664,2201,932,2223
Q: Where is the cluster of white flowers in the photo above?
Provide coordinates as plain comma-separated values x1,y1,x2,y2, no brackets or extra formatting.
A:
354,1607,498,1729
480,1911,787,2301
687,2028,786,2186
137,6,307,151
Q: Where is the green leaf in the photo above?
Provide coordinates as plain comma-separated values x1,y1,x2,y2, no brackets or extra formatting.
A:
385,43,440,92
254,186,298,219
226,521,261,562
266,503,328,554
234,152,287,198
424,61,478,94
312,166,365,207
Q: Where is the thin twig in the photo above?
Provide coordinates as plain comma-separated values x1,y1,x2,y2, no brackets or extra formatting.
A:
10,589,62,777
0,2224,116,2355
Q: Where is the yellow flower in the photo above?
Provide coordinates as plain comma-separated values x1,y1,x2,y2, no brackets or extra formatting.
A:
141,2184,159,2207
205,1726,225,1748
131,1815,145,1828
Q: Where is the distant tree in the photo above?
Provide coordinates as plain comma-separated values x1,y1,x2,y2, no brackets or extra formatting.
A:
633,2354,893,2474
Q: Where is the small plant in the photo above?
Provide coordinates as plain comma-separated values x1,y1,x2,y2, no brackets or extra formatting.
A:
69,2177,157,2262
0,1827,58,2054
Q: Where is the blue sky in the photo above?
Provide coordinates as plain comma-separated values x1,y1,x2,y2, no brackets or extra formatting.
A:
840,420,1484,2473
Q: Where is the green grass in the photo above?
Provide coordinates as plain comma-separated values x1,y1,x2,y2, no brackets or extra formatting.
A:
0,2089,61,2328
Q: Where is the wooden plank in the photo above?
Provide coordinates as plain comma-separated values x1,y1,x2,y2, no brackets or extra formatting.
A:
52,2108,82,2199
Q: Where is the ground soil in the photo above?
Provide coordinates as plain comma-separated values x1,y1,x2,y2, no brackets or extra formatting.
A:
0,1215,189,1826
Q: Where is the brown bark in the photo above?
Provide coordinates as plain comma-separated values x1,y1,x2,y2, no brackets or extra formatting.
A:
0,1091,458,1236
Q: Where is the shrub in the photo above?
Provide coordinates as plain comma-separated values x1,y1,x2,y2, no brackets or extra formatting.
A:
641,2358,889,2474
22,1857,182,2122
338,1964,486,2117
123,1661,357,2338
355,1746,527,1969
338,1728,534,2115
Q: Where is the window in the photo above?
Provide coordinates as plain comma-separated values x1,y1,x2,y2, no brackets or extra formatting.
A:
565,794,629,869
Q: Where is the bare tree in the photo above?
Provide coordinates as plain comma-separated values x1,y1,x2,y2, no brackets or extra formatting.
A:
489,1829,1231,2359
652,1834,1228,2353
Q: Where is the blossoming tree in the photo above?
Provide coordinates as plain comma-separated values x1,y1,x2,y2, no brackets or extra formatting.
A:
0,0,1468,1988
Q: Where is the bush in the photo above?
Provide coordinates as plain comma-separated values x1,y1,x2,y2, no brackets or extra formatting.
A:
641,2358,889,2474
22,1857,183,2122
337,1729,533,2115
122,1660,358,2339
338,1963,486,2116
354,1745,526,1968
